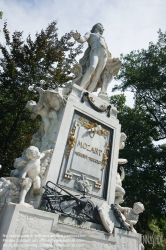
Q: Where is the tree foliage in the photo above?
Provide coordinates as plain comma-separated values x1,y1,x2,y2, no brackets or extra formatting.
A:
111,94,165,218
111,32,166,244
113,30,166,141
0,21,82,176
110,94,166,249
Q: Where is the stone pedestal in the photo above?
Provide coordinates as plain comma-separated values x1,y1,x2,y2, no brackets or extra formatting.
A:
0,203,142,250
46,84,121,206
0,84,143,250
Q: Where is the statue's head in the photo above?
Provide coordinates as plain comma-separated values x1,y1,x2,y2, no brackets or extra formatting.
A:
45,90,66,111
26,146,40,161
25,100,36,111
133,202,145,214
91,23,104,35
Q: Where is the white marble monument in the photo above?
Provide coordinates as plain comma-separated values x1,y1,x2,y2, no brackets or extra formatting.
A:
0,23,144,250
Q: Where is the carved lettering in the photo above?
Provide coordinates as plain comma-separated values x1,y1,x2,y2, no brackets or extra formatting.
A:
75,151,88,159
77,141,83,148
98,150,102,156
77,140,103,155
91,147,95,153
95,148,98,154
88,157,101,164
75,151,102,164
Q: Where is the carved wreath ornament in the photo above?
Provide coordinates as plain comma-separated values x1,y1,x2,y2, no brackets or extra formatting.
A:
81,92,111,117
78,117,109,138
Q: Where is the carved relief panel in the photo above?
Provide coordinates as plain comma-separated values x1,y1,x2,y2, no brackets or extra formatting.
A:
58,111,114,199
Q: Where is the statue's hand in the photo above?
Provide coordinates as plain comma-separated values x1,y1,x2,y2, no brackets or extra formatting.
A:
45,149,53,154
71,30,81,40
120,166,124,172
123,207,130,214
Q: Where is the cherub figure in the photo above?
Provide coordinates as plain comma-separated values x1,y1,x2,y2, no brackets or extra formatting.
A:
119,133,127,150
117,202,145,233
26,87,66,151
115,166,125,204
45,90,64,148
26,87,50,139
19,146,45,205
8,146,52,207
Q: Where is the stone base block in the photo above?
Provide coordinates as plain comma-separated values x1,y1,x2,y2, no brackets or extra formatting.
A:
0,203,142,250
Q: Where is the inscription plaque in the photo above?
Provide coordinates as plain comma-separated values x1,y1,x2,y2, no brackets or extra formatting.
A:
58,111,114,199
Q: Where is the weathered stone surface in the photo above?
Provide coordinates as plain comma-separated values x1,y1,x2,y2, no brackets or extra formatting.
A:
114,228,142,250
46,84,121,205
0,203,142,250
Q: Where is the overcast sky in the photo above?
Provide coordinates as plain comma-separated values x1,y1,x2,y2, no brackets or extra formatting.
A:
0,0,166,107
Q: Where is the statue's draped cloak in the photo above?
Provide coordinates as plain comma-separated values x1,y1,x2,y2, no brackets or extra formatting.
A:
79,46,112,91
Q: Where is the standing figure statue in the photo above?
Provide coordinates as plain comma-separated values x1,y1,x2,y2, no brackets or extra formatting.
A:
72,23,121,98
72,23,108,92
115,166,126,204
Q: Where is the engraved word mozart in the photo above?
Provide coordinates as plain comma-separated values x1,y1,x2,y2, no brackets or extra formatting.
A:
77,140,103,156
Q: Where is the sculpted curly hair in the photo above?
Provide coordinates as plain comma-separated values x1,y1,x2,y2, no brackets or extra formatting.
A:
26,146,40,160
91,23,103,33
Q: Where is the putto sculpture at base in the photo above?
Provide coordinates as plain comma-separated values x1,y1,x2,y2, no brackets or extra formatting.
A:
0,146,53,208
117,202,145,233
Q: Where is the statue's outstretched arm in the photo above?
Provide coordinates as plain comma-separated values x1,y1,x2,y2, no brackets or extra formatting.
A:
72,31,90,43
117,204,130,212
34,87,45,112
